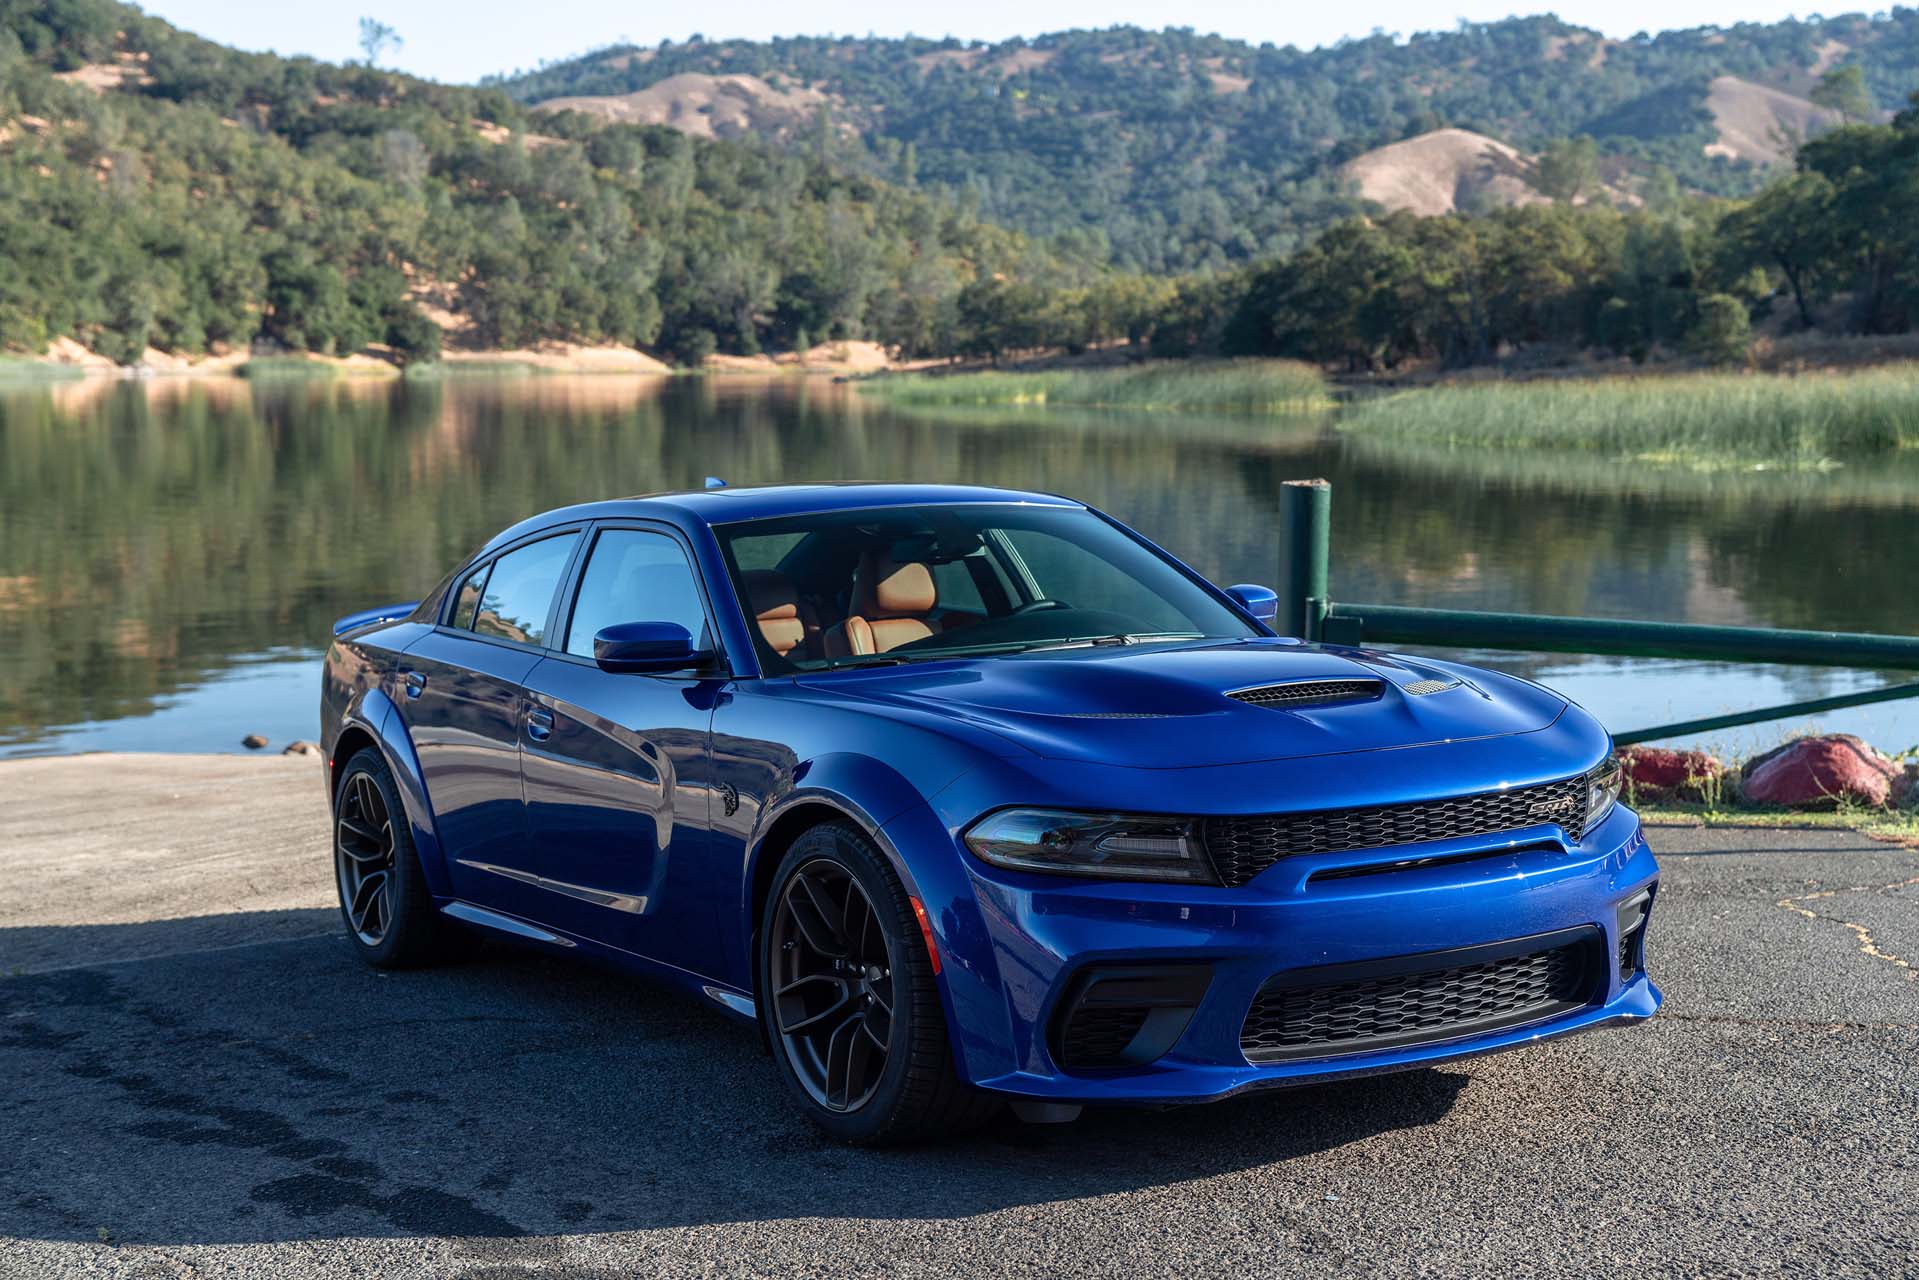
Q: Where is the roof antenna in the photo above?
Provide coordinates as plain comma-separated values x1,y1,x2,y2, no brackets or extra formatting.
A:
703,476,728,489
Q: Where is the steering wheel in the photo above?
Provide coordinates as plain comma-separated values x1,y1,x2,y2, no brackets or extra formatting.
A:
1008,599,1069,616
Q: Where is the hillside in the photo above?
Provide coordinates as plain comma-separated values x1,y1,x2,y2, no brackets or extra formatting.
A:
0,0,1119,367
496,13,1919,273
4,1,1916,377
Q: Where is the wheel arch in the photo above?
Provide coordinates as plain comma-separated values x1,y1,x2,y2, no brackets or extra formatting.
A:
329,692,455,900
328,724,381,805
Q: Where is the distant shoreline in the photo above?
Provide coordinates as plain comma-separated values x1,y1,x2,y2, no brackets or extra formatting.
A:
0,337,911,382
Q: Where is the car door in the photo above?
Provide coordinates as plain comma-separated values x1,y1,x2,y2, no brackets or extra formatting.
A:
397,529,582,913
517,523,725,971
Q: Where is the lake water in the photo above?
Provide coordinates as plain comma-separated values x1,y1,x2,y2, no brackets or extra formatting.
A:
2,374,1913,761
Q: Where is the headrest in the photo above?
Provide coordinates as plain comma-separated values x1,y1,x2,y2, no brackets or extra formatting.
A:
860,553,937,618
742,569,800,621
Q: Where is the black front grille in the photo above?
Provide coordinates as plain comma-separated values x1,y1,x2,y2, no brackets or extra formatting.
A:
1229,678,1383,710
1203,772,1593,888
1241,931,1602,1062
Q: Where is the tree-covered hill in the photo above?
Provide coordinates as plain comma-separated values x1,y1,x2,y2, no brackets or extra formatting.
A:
491,13,1919,273
0,0,1125,365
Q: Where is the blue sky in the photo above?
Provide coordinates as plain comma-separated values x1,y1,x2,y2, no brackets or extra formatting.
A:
139,2,1829,85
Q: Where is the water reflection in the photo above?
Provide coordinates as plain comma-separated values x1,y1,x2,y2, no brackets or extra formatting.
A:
1,376,1912,756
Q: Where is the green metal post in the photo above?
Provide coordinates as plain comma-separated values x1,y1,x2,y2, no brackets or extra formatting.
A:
1276,479,1330,641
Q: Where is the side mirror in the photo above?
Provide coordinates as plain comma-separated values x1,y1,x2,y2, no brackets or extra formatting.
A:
593,621,709,675
1225,583,1281,625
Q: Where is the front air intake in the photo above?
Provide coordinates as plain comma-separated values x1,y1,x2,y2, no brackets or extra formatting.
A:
1240,928,1604,1062
1228,678,1383,710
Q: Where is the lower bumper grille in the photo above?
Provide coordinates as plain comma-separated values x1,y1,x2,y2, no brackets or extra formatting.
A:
1240,928,1604,1063
1052,965,1213,1070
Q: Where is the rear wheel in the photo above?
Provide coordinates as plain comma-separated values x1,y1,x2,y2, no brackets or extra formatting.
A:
333,747,464,969
759,821,999,1145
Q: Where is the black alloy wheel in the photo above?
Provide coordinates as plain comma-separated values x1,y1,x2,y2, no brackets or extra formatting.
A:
335,767,397,945
769,857,897,1111
758,822,1000,1144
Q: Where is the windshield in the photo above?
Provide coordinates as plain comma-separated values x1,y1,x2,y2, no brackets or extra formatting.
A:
715,504,1258,672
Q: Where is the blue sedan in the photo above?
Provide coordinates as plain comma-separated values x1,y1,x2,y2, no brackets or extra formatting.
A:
321,483,1660,1144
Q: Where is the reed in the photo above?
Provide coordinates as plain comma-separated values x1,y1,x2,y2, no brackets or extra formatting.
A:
860,359,1332,413
0,357,86,382
1337,367,1919,467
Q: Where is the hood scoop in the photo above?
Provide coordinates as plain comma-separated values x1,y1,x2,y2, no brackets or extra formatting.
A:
1228,678,1384,710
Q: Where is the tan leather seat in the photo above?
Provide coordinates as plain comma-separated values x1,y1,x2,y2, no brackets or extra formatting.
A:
743,570,818,659
824,552,939,656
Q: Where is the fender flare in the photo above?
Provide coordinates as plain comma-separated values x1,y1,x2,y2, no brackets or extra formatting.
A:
338,687,455,901
737,752,945,923
735,755,1016,1084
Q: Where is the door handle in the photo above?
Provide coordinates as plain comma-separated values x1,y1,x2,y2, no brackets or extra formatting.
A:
402,670,427,699
525,706,554,742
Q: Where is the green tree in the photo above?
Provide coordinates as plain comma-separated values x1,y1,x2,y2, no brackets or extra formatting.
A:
1810,66,1873,126
357,17,400,67
1720,172,1836,328
1530,137,1598,204
1685,294,1751,364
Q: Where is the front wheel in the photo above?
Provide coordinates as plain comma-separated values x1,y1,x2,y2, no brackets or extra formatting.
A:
758,822,999,1145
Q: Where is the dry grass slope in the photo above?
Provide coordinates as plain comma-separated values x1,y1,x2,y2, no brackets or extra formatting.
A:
1702,76,1842,167
535,72,847,141
1340,129,1546,217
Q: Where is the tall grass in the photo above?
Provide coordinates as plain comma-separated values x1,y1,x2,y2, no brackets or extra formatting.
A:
1338,368,1919,467
239,356,398,380
861,359,1331,413
0,356,86,383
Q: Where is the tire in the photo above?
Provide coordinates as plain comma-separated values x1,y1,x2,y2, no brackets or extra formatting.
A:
758,821,1000,1145
332,747,465,970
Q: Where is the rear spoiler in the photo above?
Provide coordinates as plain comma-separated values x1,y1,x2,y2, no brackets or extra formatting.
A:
332,602,421,637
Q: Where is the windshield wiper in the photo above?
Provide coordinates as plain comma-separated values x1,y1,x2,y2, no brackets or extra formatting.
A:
817,654,916,670
1012,631,1205,654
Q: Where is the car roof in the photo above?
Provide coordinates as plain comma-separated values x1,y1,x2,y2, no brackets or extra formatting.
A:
480,484,1085,553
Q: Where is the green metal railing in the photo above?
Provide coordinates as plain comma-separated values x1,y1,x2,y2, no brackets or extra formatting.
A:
1274,479,1919,745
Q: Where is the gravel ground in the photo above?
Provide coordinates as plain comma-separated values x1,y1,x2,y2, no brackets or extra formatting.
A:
2,753,1915,1278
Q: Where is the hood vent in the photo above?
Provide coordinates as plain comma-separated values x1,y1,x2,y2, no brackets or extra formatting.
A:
1228,678,1383,710
1403,678,1461,696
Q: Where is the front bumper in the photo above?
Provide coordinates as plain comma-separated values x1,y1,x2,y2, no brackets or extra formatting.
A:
888,800,1659,1104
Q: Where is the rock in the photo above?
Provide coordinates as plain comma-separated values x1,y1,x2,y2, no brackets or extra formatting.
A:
241,734,268,750
1900,764,1919,811
1740,734,1902,809
281,740,322,758
1618,746,1725,801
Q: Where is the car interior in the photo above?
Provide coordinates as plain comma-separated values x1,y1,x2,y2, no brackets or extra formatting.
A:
719,507,1243,673
742,534,992,664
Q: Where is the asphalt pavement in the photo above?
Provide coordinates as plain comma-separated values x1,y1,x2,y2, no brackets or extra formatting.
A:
2,753,1914,1277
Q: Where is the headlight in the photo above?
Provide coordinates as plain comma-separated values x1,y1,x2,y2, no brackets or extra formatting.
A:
963,809,1218,884
1586,760,1623,831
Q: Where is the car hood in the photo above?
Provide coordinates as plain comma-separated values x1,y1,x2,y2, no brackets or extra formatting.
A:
793,638,1566,768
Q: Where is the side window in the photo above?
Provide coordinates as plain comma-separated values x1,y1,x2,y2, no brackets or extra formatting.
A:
472,533,580,646
565,529,710,658
450,564,488,631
